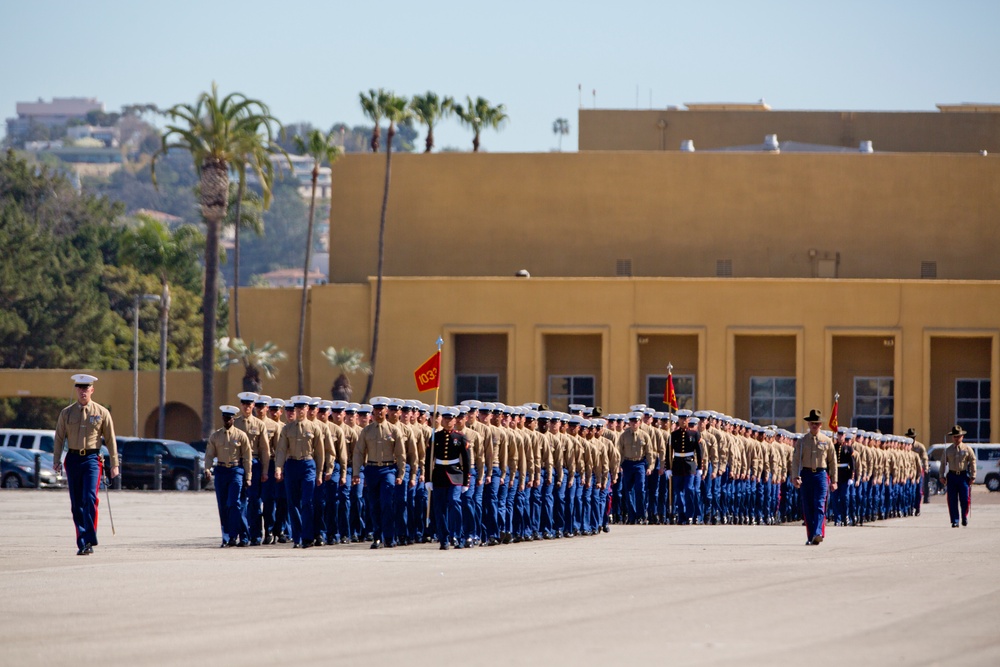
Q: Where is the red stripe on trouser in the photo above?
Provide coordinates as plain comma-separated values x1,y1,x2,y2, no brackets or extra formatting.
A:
94,458,102,531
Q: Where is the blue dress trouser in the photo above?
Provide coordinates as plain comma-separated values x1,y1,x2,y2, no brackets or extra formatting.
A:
621,460,646,523
284,458,316,545
461,467,478,542
262,459,278,536
65,451,102,551
365,465,396,544
800,469,829,542
338,468,352,540
433,483,462,547
483,466,502,540
214,465,245,542
242,459,263,541
393,464,410,544
946,471,971,524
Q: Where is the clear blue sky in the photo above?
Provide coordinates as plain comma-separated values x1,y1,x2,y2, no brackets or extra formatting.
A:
2,0,997,153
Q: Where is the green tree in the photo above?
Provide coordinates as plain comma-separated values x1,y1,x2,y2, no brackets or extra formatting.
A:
152,83,284,438
361,91,411,401
410,92,454,153
553,118,570,151
293,129,343,393
322,347,372,401
216,337,287,393
238,179,311,284
359,89,389,152
453,96,509,152
225,180,265,337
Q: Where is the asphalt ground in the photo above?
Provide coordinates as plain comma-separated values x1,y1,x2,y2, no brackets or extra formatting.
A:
2,487,998,667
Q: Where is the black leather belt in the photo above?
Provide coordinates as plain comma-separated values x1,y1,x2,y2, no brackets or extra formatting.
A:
216,461,242,468
368,461,395,467
801,467,827,473
68,448,100,456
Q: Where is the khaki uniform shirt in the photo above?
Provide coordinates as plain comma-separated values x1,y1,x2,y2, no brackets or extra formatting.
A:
54,400,119,468
262,416,282,459
942,442,976,479
618,428,655,468
274,419,324,473
234,414,270,463
206,426,253,482
792,432,837,475
354,420,406,477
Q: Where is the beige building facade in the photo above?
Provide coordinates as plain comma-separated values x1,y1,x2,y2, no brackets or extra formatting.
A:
2,106,997,445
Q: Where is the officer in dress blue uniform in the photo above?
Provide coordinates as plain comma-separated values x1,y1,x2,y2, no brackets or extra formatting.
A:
53,374,120,556
670,414,705,524
425,407,471,550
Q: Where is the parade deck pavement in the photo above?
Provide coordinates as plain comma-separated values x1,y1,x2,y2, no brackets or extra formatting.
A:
2,488,998,667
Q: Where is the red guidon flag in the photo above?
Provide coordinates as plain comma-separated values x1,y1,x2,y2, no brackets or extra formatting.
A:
829,396,839,432
664,372,679,411
414,351,441,393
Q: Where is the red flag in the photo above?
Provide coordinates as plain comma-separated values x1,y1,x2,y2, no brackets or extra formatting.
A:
414,351,441,393
829,396,839,432
664,372,679,411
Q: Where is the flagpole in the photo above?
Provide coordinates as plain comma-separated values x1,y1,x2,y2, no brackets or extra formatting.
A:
426,336,443,537
666,362,673,523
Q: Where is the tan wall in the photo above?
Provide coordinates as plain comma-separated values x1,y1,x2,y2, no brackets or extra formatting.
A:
637,334,699,406
579,109,1000,153
733,335,798,426
328,152,1000,282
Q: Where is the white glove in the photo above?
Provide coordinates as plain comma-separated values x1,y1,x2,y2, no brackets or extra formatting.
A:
424,482,434,491
461,486,469,493
847,479,855,487
665,470,673,480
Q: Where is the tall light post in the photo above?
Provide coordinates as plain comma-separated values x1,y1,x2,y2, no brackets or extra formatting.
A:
134,292,161,436
157,283,171,438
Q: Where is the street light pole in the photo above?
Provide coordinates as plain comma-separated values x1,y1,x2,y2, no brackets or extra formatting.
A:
157,283,171,439
134,293,161,437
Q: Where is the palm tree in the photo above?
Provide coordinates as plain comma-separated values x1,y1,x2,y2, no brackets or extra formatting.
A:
293,129,343,394
552,118,570,151
217,337,287,392
453,96,509,152
322,346,372,401
152,83,284,438
225,181,264,338
410,92,454,153
361,91,411,402
359,88,389,152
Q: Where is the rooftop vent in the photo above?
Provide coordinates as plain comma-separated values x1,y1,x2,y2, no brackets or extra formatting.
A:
616,259,633,277
920,261,937,279
859,140,874,153
680,139,695,152
764,134,780,152
716,259,733,277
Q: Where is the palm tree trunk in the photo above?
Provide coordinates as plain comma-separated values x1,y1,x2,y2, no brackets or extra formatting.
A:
232,174,246,338
199,159,228,438
298,164,319,394
364,123,395,402
473,131,481,152
425,125,434,153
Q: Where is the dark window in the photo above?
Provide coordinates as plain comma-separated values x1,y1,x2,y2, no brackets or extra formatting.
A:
956,379,990,443
548,375,596,413
455,374,500,403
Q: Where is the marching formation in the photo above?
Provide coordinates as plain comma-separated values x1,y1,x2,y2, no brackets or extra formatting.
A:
206,392,935,550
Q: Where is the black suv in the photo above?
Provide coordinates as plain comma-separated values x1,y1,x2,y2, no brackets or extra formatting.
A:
117,437,208,491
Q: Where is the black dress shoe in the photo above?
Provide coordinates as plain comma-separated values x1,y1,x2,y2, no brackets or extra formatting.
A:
237,541,248,547
370,540,383,550
277,534,289,544
293,543,300,548
227,538,238,547
340,537,349,545
962,518,968,526
301,541,312,549
220,542,228,548
440,543,450,550
77,546,87,556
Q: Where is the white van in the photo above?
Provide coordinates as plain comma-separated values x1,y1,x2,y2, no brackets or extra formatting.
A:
970,444,1000,491
0,429,57,453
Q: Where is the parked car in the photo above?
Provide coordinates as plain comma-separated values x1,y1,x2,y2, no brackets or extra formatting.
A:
926,444,948,495
972,444,1000,491
0,428,57,453
117,437,208,491
1,448,66,489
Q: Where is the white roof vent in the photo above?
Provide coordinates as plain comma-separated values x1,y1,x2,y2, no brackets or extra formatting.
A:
680,139,695,152
764,134,780,152
859,140,874,153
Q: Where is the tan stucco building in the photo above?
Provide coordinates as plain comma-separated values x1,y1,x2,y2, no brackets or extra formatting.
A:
2,104,997,445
